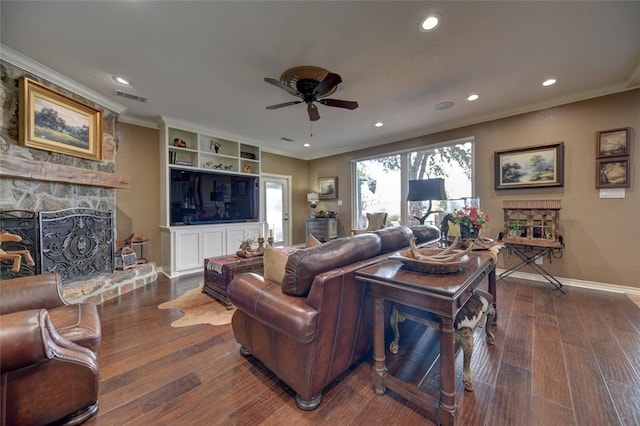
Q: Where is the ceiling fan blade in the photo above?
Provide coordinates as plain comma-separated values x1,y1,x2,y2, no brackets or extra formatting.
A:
313,73,342,97
308,103,320,121
264,77,300,97
318,98,359,110
266,101,302,110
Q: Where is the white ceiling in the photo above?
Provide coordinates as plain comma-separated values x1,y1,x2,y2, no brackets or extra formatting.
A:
2,1,639,160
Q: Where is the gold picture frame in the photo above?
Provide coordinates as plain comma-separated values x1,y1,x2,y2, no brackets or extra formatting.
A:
19,77,102,161
318,176,338,199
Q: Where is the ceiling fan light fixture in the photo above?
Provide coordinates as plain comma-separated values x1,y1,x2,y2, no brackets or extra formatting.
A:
420,15,440,32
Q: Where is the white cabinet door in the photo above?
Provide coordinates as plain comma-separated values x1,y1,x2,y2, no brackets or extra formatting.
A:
202,228,225,259
226,227,246,254
175,229,202,272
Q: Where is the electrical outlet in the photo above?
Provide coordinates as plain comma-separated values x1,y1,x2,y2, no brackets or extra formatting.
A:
535,256,543,265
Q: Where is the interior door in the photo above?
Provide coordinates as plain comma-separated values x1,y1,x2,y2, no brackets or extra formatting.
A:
262,174,291,246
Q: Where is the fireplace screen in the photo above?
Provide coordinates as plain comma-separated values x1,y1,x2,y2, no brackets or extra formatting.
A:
39,208,114,283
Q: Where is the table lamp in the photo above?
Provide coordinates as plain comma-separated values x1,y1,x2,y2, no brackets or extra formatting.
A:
307,192,320,217
407,178,447,224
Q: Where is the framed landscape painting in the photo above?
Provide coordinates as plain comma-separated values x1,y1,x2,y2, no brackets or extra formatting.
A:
596,157,630,188
19,77,102,161
494,142,564,189
596,127,630,158
319,177,338,199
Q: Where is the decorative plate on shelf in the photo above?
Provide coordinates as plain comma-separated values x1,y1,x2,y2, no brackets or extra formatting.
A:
390,248,470,274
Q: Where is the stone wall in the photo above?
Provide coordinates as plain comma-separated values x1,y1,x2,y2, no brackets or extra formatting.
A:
0,61,118,212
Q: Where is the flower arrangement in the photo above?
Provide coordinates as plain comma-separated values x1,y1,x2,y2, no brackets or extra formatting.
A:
451,206,489,238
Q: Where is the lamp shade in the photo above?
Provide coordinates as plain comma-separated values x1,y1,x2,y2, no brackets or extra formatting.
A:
307,192,320,202
407,178,447,201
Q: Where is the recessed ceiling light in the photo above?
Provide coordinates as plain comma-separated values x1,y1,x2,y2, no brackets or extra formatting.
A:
542,79,556,87
113,76,130,85
303,143,310,147
467,94,479,101
420,15,440,32
435,101,454,110
375,122,384,127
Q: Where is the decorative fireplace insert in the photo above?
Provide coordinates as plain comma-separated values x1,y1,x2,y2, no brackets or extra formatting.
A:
39,208,114,283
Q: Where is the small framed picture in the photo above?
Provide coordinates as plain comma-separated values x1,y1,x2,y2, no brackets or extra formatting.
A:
596,157,630,188
596,128,630,158
318,176,338,200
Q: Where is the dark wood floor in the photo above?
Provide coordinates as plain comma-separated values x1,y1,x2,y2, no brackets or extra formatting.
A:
85,273,640,425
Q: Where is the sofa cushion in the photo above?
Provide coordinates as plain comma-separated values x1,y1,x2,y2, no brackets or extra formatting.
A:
305,233,322,248
373,225,413,252
411,224,441,244
282,233,382,296
263,245,289,285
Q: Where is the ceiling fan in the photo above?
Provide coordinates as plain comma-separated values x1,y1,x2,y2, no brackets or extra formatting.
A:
264,66,358,121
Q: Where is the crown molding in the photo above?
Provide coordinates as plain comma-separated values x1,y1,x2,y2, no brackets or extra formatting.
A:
0,44,126,114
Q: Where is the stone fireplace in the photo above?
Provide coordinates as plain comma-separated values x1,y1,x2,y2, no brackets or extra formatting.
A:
1,60,157,304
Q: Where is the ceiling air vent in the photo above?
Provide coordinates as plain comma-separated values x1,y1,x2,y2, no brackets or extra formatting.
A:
114,90,148,103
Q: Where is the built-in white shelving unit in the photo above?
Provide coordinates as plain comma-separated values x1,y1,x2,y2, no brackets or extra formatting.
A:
159,118,263,278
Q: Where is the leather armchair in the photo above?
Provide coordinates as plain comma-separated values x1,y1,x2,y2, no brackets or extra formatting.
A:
0,273,101,425
0,273,101,352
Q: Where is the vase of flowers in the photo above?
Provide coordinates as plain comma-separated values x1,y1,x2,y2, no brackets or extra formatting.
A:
451,206,489,240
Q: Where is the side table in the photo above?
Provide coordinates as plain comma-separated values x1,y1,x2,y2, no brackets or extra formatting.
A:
305,218,338,242
203,255,264,308
355,253,496,426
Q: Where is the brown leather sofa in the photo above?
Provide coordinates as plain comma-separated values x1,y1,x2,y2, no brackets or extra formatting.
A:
0,273,101,425
228,225,439,410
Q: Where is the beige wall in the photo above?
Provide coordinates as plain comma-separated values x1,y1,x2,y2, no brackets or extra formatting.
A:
261,152,311,244
115,123,161,265
115,89,639,288
309,89,640,288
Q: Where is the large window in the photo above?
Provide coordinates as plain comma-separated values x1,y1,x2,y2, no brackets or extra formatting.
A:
353,138,474,228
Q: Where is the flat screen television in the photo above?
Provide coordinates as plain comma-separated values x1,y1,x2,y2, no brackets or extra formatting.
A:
170,169,259,226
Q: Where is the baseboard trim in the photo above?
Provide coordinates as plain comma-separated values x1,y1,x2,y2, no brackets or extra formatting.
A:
496,269,640,296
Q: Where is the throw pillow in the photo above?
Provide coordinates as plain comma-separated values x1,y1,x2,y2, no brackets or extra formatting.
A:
367,212,387,231
263,245,289,285
305,233,322,248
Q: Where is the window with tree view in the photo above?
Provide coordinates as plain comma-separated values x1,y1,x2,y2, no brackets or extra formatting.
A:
353,138,474,229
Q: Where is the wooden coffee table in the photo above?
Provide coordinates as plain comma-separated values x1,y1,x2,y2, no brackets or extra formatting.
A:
355,253,496,426
203,255,264,308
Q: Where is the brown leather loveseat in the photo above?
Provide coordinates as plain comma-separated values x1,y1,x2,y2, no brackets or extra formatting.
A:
228,225,439,410
0,273,102,425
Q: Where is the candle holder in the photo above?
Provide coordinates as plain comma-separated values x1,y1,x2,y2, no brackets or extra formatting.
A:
256,237,265,253
267,236,274,246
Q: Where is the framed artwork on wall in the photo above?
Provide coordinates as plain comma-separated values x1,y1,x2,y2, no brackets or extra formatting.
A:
318,177,338,199
494,142,564,189
596,157,630,188
19,77,103,161
596,127,630,158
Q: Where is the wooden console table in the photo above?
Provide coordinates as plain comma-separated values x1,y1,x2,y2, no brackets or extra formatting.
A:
355,253,496,426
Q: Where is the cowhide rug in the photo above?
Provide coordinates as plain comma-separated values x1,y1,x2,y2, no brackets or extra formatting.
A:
158,282,234,328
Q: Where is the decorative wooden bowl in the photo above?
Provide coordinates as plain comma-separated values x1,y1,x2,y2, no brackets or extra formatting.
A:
390,248,470,274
